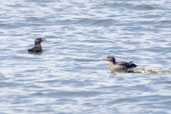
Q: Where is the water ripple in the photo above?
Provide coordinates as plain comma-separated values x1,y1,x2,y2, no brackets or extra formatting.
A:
0,0,171,114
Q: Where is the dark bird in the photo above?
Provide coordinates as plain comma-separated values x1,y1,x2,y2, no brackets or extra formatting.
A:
104,56,137,73
28,38,46,53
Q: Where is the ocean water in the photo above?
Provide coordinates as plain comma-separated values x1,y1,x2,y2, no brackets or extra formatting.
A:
0,0,171,114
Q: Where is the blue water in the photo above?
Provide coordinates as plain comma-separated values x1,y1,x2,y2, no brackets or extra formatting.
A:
0,0,171,114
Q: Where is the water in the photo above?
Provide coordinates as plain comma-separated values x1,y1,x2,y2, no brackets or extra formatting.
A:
0,0,171,113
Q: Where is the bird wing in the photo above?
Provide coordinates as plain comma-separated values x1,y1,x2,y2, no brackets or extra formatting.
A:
28,47,42,53
116,61,137,68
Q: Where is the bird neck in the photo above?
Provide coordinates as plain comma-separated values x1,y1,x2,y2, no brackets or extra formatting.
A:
110,60,116,64
109,61,116,65
35,43,41,48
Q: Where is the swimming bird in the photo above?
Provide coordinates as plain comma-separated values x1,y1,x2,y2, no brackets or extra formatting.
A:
28,38,45,53
104,56,137,73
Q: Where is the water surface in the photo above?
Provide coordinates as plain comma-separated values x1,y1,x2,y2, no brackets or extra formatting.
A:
0,0,171,114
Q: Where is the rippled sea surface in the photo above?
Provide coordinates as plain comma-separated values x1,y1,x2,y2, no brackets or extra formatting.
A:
0,0,171,113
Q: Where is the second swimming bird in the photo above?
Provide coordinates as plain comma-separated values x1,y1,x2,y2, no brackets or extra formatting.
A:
104,56,137,73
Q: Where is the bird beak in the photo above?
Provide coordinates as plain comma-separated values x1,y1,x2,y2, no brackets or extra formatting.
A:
42,38,46,41
103,58,107,61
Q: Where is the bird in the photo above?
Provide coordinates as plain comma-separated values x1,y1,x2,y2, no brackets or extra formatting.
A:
104,56,137,73
28,38,46,54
